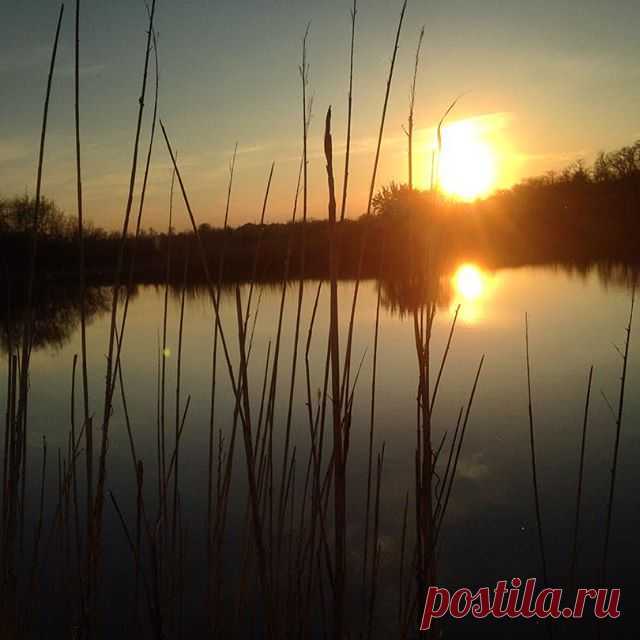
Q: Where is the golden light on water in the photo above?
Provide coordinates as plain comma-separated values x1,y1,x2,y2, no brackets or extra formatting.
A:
454,263,485,301
452,263,490,324
437,119,497,200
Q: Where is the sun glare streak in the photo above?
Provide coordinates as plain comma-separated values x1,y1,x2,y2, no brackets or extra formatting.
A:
437,119,496,200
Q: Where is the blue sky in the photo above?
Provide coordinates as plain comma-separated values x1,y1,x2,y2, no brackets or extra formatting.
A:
1,0,639,229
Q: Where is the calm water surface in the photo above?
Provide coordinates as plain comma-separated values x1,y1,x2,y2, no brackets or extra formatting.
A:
2,262,638,635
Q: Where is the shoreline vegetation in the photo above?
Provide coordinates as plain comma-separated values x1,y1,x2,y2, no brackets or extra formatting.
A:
2,141,640,286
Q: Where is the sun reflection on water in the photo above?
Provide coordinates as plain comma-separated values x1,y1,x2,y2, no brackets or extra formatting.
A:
452,263,491,324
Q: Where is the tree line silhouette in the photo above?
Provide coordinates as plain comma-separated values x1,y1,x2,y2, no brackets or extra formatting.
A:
2,140,639,288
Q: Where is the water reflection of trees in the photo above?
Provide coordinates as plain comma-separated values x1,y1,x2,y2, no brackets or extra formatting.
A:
379,258,639,318
1,258,637,352
379,267,454,318
0,285,116,353
571,260,639,291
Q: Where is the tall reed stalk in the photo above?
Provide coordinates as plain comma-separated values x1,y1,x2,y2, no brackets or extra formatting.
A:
525,314,548,586
366,443,385,640
244,162,275,337
339,0,357,221
362,249,384,597
406,26,425,190
433,96,461,192
207,143,237,629
366,0,407,215
324,105,346,639
161,160,176,519
172,249,190,555
342,0,407,411
3,9,63,633
276,24,312,545
601,287,635,582
73,2,92,552
91,4,157,615
568,365,593,587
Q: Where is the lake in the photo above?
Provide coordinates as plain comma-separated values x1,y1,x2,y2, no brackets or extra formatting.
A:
1,260,638,637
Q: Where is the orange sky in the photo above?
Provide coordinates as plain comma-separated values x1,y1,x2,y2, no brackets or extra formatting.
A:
2,1,640,230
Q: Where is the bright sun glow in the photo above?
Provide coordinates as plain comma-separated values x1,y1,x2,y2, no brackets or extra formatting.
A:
437,120,496,200
451,263,491,324
454,263,485,301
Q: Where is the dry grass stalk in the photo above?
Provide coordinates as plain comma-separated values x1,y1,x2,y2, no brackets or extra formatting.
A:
159,121,244,415
430,304,460,413
68,354,83,606
525,314,548,585
115,17,160,425
340,0,357,221
569,365,593,587
172,249,190,556
207,143,237,627
366,443,385,640
324,105,347,638
92,4,157,616
277,25,312,544
233,287,275,636
433,95,462,191
366,0,408,215
434,357,484,546
601,286,635,582
73,2,93,544
406,26,425,190
244,161,275,338
362,252,384,597
3,9,63,631
341,0,407,422
113,329,143,627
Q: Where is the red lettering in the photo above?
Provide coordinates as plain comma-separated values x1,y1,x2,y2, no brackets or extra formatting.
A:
450,589,473,618
492,580,508,618
534,588,563,619
594,589,621,620
470,587,491,618
520,578,537,618
420,587,450,631
574,588,598,618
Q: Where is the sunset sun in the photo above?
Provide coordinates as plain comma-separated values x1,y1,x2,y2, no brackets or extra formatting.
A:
437,119,496,200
